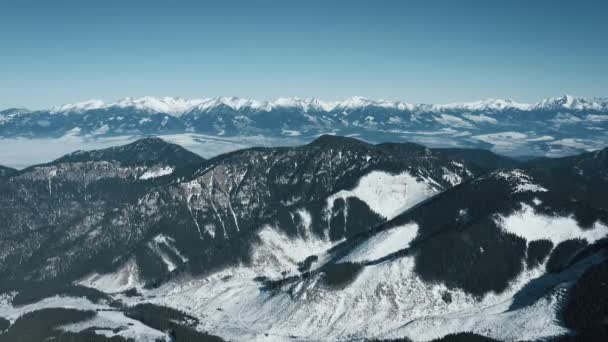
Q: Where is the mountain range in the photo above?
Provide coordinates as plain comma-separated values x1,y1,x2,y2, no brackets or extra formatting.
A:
1,95,608,159
0,135,607,341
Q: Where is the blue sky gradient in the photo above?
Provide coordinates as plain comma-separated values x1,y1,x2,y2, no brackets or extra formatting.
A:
1,0,607,108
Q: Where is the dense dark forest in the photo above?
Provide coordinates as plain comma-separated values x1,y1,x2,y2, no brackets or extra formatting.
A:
556,258,608,341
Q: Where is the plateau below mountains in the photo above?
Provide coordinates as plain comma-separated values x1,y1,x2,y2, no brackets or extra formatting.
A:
0,136,607,341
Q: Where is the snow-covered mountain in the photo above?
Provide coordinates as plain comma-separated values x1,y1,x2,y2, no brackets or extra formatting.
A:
2,95,607,158
0,136,607,341
40,94,608,114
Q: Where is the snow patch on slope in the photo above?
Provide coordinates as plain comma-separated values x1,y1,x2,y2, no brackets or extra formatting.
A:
496,203,608,244
326,171,439,220
462,113,498,124
79,259,142,293
61,310,170,341
494,169,548,193
154,234,188,263
387,285,569,342
341,223,419,263
252,221,335,278
139,166,173,180
0,296,108,323
0,293,169,341
434,114,475,128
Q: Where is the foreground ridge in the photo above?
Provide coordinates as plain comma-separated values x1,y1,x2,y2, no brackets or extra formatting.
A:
0,136,607,341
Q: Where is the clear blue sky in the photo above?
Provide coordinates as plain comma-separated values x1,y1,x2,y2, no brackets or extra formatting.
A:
1,0,606,109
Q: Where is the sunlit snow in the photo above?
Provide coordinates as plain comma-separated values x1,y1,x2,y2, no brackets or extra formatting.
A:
326,171,439,220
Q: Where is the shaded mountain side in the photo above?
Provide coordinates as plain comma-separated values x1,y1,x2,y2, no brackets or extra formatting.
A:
430,147,521,172
0,165,17,178
556,253,608,341
48,136,205,168
524,147,608,212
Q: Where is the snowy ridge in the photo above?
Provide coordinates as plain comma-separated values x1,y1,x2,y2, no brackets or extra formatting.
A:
51,97,205,116
50,99,106,113
432,98,533,112
42,94,608,116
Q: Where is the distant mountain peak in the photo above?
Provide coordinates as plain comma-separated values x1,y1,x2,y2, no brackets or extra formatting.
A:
433,98,533,111
0,107,31,115
308,134,371,147
50,99,105,113
535,94,608,111
111,96,205,116
52,136,204,167
0,165,17,177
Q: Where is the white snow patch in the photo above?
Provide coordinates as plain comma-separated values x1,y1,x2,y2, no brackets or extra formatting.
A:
434,114,475,128
149,242,178,272
51,100,105,113
91,124,110,136
79,259,142,293
586,114,608,122
390,285,569,342
526,135,554,142
326,171,439,220
252,225,334,278
550,138,596,150
295,209,313,239
472,131,528,147
496,203,608,245
0,296,109,323
153,234,188,262
341,223,419,262
281,129,302,136
61,310,170,341
494,170,548,193
441,167,463,186
462,113,498,124
139,166,173,180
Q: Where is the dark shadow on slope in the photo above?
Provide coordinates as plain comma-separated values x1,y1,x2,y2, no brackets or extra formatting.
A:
508,247,607,311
